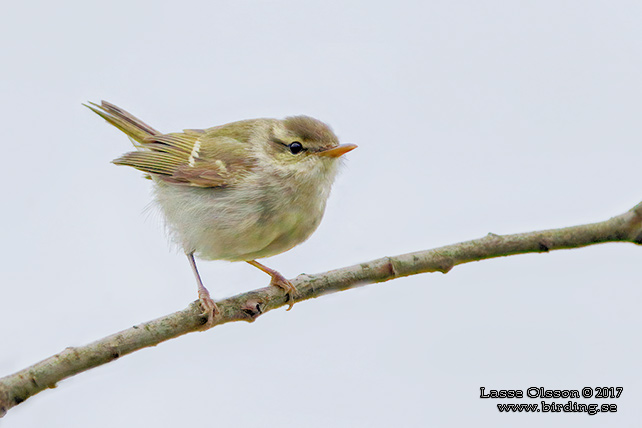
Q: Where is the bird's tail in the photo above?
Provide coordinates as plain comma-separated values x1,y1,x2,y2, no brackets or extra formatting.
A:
84,100,160,145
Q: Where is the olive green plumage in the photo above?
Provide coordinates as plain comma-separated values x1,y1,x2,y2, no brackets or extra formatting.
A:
87,100,356,322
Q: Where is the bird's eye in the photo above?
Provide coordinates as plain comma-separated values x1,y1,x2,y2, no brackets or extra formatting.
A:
288,141,304,154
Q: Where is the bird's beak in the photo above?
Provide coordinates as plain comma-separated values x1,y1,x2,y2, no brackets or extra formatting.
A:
317,143,358,158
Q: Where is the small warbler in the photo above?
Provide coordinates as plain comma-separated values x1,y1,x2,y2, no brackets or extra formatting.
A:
87,101,356,326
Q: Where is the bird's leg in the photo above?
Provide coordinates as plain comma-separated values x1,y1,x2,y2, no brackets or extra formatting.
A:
247,260,297,311
187,252,218,327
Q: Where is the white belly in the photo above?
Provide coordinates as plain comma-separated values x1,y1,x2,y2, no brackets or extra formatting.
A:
153,179,329,261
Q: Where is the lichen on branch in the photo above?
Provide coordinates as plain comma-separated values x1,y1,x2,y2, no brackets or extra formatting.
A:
1,201,641,417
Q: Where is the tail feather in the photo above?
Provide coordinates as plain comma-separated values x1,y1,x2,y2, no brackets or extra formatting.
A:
85,101,159,144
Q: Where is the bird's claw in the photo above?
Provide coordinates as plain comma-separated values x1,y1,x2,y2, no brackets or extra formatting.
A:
198,289,219,329
269,274,297,311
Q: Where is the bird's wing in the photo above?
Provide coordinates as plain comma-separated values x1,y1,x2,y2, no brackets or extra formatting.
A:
114,128,257,188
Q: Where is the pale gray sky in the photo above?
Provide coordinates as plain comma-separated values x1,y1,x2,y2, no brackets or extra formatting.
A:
2,1,641,426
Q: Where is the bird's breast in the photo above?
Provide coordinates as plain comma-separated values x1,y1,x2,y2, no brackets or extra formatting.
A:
153,178,329,262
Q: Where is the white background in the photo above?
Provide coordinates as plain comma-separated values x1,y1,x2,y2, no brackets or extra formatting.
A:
1,1,641,427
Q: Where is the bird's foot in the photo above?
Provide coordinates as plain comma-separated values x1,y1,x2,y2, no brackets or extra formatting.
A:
268,272,298,311
198,287,219,329
247,260,298,311
187,252,218,329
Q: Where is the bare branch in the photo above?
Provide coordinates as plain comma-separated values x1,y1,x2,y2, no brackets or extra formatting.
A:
1,201,641,417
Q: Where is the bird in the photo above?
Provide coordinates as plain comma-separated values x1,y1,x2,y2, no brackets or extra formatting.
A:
86,101,356,327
